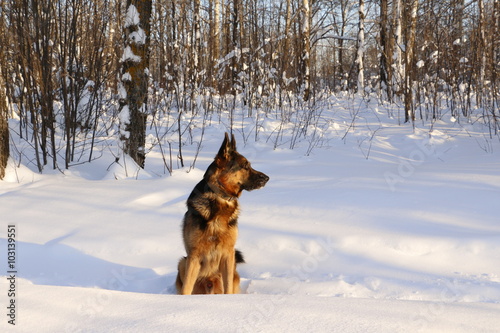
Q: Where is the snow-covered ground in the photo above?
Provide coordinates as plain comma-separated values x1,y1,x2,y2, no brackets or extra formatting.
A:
1,98,500,332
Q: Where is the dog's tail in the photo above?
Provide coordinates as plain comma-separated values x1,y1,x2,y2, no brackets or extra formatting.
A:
235,249,245,264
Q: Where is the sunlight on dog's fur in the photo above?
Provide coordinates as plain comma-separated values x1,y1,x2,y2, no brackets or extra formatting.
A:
176,133,269,295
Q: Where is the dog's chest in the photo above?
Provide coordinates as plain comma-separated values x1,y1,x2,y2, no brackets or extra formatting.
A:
214,199,239,224
198,219,238,277
201,200,238,246
205,210,238,243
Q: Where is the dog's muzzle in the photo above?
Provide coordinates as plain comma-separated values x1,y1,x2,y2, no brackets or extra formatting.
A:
248,171,269,190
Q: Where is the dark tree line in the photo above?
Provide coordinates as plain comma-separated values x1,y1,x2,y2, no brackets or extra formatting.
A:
0,0,499,174
1,0,119,172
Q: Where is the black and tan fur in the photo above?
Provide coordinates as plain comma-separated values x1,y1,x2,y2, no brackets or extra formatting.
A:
177,133,269,295
176,250,245,294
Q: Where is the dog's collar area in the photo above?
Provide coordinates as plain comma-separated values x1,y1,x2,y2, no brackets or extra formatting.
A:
215,179,239,201
218,192,236,202
208,182,237,202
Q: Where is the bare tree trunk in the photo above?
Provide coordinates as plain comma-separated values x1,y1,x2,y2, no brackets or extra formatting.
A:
451,0,466,117
300,0,311,101
34,1,57,169
477,0,486,106
403,0,418,123
0,5,8,179
192,0,201,93
210,0,221,90
10,0,56,171
356,0,365,95
379,0,392,102
337,0,351,91
119,0,152,168
276,0,292,107
495,0,500,82
493,0,500,133
56,0,83,169
393,0,403,98
213,0,221,63
0,68,8,180
231,0,241,96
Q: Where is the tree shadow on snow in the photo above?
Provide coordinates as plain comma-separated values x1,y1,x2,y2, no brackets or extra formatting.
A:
1,235,177,294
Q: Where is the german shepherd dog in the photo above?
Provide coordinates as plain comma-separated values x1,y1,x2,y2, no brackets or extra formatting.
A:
176,133,269,295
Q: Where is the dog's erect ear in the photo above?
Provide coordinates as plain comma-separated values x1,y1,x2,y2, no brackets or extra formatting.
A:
217,132,232,160
230,133,237,151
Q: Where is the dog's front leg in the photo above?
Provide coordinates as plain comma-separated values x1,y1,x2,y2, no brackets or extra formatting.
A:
220,251,235,294
182,256,201,295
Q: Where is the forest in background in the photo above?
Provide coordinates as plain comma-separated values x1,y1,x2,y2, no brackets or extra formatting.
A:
0,0,499,176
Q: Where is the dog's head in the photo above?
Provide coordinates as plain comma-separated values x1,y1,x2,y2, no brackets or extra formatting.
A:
205,132,269,198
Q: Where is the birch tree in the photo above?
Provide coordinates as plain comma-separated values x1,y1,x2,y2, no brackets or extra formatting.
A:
0,67,7,180
208,0,222,90
356,0,365,95
192,0,201,92
403,0,418,123
393,0,403,97
300,0,311,101
0,6,8,179
477,0,486,106
231,0,241,96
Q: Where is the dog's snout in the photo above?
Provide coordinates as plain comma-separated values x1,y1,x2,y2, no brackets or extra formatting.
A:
260,173,269,184
256,172,269,187
243,170,269,191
